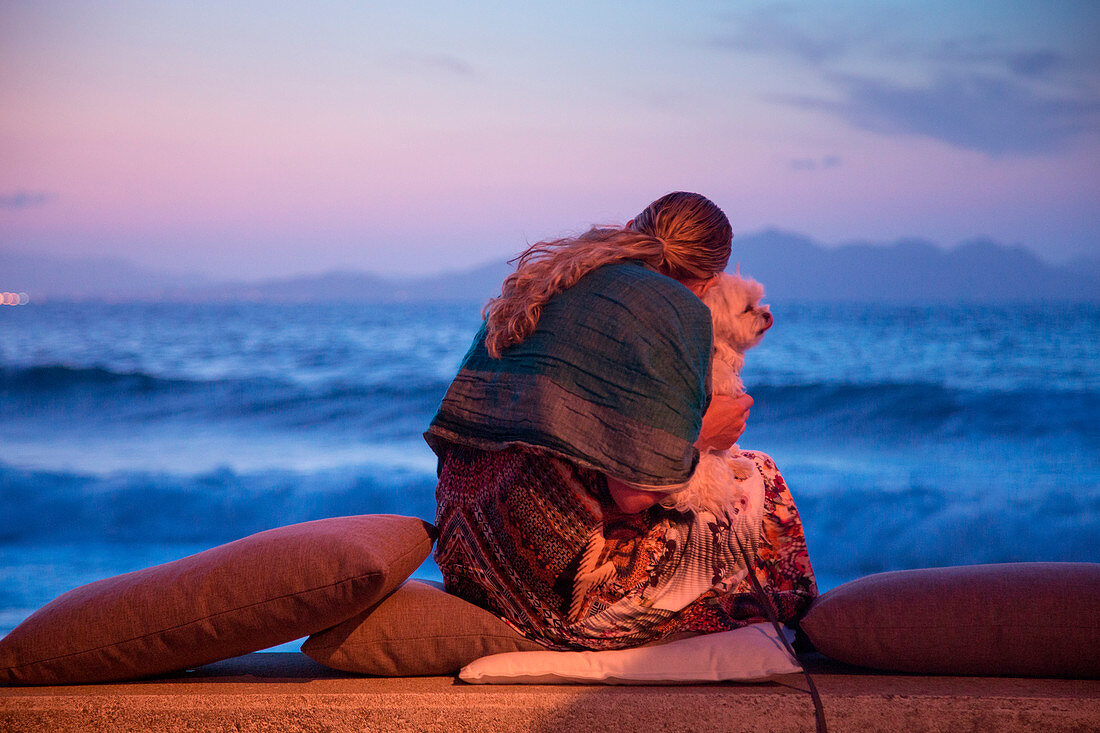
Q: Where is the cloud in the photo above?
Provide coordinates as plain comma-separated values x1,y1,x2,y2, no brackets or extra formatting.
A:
712,8,1100,155
1007,50,1062,79
715,9,1080,80
933,39,1067,80
780,73,1100,155
711,7,846,64
0,191,57,210
789,155,842,171
406,53,477,77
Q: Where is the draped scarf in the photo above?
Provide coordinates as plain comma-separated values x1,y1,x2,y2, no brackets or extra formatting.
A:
425,261,712,486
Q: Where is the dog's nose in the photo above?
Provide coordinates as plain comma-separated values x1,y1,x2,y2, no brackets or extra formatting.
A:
761,311,773,328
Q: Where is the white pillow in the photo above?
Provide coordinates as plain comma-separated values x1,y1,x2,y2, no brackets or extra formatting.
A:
459,622,801,685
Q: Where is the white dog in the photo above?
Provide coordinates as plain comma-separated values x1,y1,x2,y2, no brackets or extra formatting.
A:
661,271,772,514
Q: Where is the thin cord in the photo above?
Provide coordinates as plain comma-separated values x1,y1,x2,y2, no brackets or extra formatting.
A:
734,533,828,733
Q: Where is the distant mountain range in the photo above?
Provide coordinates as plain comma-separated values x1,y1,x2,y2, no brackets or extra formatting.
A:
730,230,1098,302
3,230,1097,303
0,250,213,301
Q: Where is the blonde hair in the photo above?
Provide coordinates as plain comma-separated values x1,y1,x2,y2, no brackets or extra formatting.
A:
483,192,732,358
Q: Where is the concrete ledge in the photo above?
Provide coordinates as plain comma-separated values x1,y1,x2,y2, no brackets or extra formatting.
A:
2,653,1098,732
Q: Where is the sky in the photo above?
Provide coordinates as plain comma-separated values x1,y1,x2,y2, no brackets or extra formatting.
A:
1,0,1098,279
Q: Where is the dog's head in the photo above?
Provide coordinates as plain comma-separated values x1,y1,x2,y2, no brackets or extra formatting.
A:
700,272,772,352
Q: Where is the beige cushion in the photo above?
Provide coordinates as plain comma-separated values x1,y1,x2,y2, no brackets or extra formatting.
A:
801,563,1100,678
303,579,545,675
458,622,801,684
0,515,436,685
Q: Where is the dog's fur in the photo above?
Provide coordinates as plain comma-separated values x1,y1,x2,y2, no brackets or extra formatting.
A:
661,272,772,514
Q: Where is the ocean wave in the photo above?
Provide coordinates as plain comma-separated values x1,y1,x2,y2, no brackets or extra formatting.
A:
1,364,450,437
0,364,191,392
3,365,1097,444
0,364,450,399
749,381,1099,442
0,462,438,543
1,462,1095,574
793,486,1100,575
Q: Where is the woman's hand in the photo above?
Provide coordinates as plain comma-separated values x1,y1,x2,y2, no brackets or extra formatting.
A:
695,393,753,451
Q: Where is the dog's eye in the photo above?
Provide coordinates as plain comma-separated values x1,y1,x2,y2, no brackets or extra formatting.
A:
743,305,753,313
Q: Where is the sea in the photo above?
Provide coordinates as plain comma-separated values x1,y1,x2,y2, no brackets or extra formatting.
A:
1,300,1097,650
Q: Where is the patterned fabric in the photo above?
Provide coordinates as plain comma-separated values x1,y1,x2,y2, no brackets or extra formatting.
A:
434,443,818,651
425,262,713,487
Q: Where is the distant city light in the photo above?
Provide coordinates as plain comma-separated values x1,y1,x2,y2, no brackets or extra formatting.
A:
1,292,30,305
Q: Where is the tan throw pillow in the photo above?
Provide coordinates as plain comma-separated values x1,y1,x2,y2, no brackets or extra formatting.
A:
458,623,801,684
303,579,546,675
801,562,1100,678
0,514,436,685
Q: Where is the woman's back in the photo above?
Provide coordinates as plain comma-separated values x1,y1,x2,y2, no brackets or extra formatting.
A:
429,193,817,649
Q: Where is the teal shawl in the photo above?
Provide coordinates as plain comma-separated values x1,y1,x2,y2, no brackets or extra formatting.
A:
425,262,713,486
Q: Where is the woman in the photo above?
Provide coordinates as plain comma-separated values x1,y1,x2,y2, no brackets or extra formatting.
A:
427,192,816,650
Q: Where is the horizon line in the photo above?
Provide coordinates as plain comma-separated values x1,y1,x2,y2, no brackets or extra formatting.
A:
2,227,1095,286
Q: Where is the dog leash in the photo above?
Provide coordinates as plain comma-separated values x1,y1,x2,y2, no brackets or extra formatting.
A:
734,532,828,733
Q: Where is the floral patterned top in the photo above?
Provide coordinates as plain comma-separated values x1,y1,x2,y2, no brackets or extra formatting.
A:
434,443,818,650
